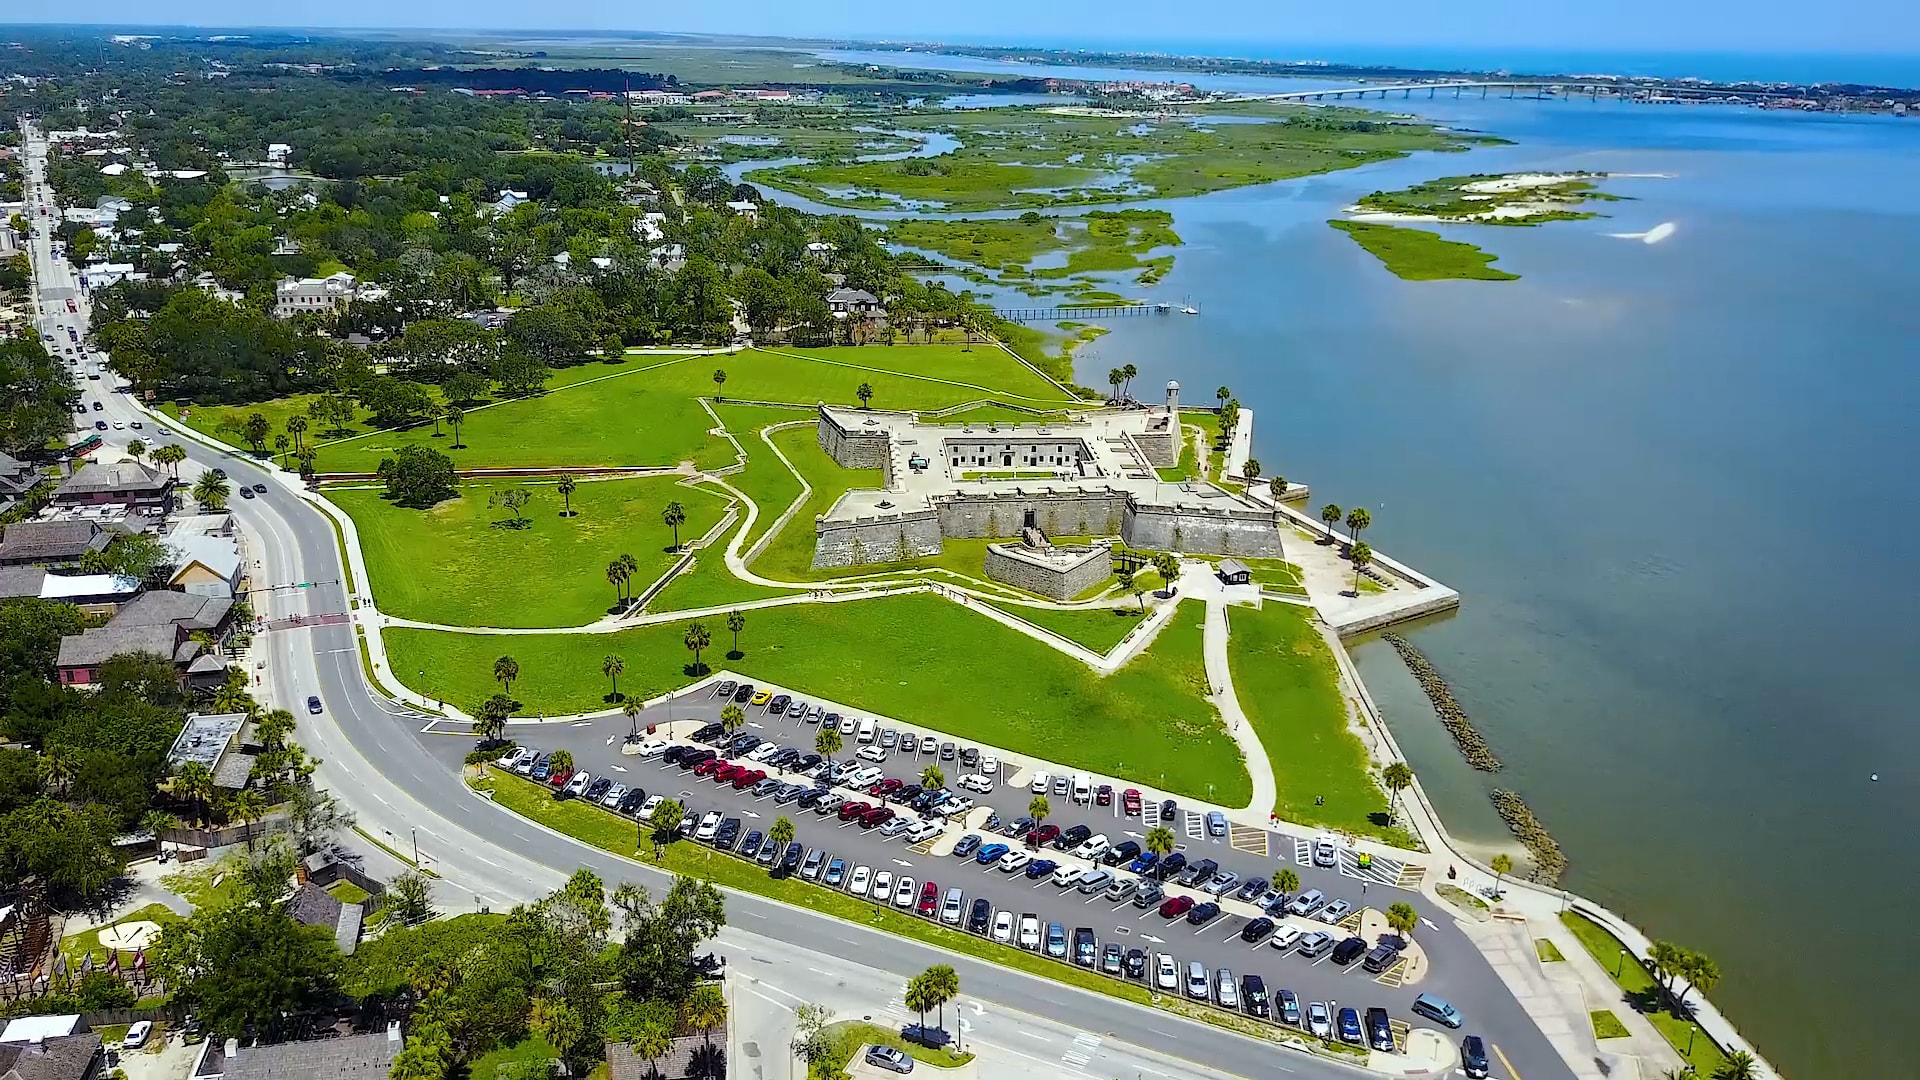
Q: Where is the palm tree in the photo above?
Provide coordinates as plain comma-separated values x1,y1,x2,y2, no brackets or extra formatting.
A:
606,561,630,608
1027,795,1051,847
475,694,512,742
623,698,642,740
1121,363,1137,396
1215,385,1231,409
226,789,268,852
922,963,960,1031
1382,761,1413,820
174,761,214,826
1108,368,1124,400
1348,540,1373,596
1711,1047,1757,1080
620,552,639,591
1346,506,1372,544
1489,853,1513,898
40,748,75,796
1647,940,1687,1005
1117,566,1146,611
556,474,578,517
662,501,687,550
1145,824,1175,858
256,708,295,749
192,471,231,510
815,727,842,769
712,369,727,399
286,415,308,452
273,433,290,461
856,382,874,408
1385,901,1418,941
769,816,795,850
602,654,625,700
446,405,465,448
628,1018,673,1079
920,763,944,791
153,444,186,479
683,621,711,674
550,749,574,779
726,609,746,657
721,703,747,738
125,438,146,462
494,655,520,697
1242,458,1261,485
1151,552,1180,593
683,983,728,1056
1271,866,1300,897
1318,503,1342,543
904,972,937,1038
1269,476,1287,502
1675,950,1719,1013
647,797,684,858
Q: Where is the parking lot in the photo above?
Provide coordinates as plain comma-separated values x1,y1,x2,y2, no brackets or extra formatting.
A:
473,679,1493,1061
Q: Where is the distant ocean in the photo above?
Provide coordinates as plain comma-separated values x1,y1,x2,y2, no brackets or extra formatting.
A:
911,38,1920,88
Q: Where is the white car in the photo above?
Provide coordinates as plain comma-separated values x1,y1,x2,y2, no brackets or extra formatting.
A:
938,796,974,817
747,741,781,762
848,865,872,897
1154,953,1179,992
1051,864,1083,888
838,715,858,735
1017,914,1042,950
1072,835,1110,861
957,773,993,793
631,737,669,757
906,818,943,843
846,766,884,788
872,870,893,899
893,876,916,908
856,745,888,763
998,849,1032,872
564,771,592,797
1029,771,1051,794
637,795,665,821
1269,925,1304,951
939,889,964,925
496,746,530,769
980,755,999,776
600,782,629,808
991,909,1015,943
124,1020,151,1049
694,811,722,841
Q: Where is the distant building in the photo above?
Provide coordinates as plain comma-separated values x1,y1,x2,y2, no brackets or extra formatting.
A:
272,271,355,319
52,460,174,514
167,531,243,598
166,712,252,789
0,520,111,568
826,287,885,321
490,189,530,215
265,142,291,165
724,199,759,219
1215,558,1252,586
0,451,41,506
193,1026,403,1080
0,1031,101,1080
32,572,144,615
56,590,234,689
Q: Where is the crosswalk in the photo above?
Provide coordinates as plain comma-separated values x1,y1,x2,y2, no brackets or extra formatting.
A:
1293,837,1314,865
1060,1031,1102,1069
1339,848,1407,889
1182,811,1204,839
1228,823,1269,855
1142,802,1163,828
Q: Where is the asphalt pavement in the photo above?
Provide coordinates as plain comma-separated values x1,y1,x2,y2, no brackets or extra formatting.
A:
16,119,1572,1080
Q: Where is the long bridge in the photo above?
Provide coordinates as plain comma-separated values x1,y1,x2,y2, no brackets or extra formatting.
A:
1249,80,1798,103
994,302,1187,322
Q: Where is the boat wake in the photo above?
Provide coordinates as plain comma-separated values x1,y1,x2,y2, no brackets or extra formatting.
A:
1608,221,1676,244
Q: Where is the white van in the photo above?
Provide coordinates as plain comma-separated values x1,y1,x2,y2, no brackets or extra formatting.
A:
1030,771,1051,794
857,717,877,744
1072,775,1093,804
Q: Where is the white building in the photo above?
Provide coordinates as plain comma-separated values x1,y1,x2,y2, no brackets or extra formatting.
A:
724,200,759,219
491,190,530,215
266,142,291,165
273,270,356,319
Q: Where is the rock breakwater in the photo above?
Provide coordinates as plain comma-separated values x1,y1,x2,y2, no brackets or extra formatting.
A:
1381,632,1502,770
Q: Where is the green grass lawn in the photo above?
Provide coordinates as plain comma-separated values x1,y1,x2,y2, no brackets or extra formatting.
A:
815,1021,973,1078
61,902,180,964
985,602,1146,654
1329,220,1519,282
1224,602,1399,840
711,405,812,552
1559,912,1728,1074
477,770,1153,1012
749,425,883,581
396,594,1248,802
329,477,729,628
1537,938,1566,962
764,344,1071,406
1590,1010,1631,1039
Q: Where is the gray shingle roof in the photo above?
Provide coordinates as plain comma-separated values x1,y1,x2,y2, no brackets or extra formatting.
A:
606,1034,721,1080
0,520,109,564
53,460,170,498
111,591,233,631
0,1032,102,1080
55,623,181,670
0,567,47,599
218,1031,402,1080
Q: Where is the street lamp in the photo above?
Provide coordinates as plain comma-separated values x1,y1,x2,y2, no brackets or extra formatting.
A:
1616,948,1627,977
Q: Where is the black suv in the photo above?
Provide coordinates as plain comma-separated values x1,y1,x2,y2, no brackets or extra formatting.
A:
1156,852,1188,881
1242,974,1270,1018
1331,936,1369,966
1461,1036,1489,1079
733,683,755,704
1054,824,1092,851
966,898,992,934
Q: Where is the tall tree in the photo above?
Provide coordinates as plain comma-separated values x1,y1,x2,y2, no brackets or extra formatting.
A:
1108,368,1124,400
602,654,625,701
388,869,437,926
607,560,630,608
493,655,520,697
662,501,687,550
1121,363,1137,396
1145,824,1175,858
285,414,308,452
922,963,960,1030
856,382,874,408
1489,853,1513,897
815,726,842,769
225,788,267,852
242,412,272,453
712,369,727,399
1152,552,1180,591
1349,540,1373,596
683,983,728,1056
720,703,746,739
475,694,513,741
1711,1052,1757,1080
920,764,944,791
1675,950,1719,1012
1346,506,1372,544
192,471,231,510
1269,475,1287,502
1215,385,1231,409
1271,866,1300,896
1242,458,1261,485
623,698,643,741
1319,503,1342,542
1027,795,1051,848
1118,566,1145,611
768,816,794,851
683,621,711,675
646,798,684,859
555,474,578,518
725,609,745,657
903,972,937,1035
1382,761,1413,819
174,760,214,826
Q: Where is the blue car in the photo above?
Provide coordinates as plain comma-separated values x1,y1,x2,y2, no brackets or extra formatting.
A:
1337,1007,1364,1045
1128,851,1159,875
1025,859,1059,880
975,842,1010,865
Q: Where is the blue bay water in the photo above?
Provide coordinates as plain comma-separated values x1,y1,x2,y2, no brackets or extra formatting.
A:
773,62,1920,1076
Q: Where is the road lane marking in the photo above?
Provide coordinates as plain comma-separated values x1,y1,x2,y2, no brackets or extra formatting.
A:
1493,1043,1522,1080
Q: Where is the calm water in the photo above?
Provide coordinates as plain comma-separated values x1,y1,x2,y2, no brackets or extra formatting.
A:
758,69,1920,1075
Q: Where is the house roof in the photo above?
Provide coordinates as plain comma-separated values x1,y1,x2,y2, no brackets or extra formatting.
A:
0,1016,80,1043
0,520,109,564
288,881,343,930
0,567,46,600
55,622,182,670
110,590,233,632
1218,557,1251,578
826,288,880,305
605,1034,719,1080
54,460,170,498
217,1030,402,1080
168,533,242,584
36,572,142,601
0,1032,100,1080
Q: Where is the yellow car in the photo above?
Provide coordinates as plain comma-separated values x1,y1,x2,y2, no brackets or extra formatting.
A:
751,690,772,707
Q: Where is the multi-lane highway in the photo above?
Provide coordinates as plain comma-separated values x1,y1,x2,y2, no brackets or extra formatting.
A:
16,119,1574,1080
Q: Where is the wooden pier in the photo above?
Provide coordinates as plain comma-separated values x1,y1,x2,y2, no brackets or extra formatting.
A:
995,303,1180,322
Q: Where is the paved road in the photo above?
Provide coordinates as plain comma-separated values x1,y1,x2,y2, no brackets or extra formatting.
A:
18,120,1571,1080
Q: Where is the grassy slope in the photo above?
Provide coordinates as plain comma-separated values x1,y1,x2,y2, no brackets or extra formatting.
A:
1329,220,1518,282
985,601,1146,654
328,477,728,628
1223,602,1391,838
390,595,1249,803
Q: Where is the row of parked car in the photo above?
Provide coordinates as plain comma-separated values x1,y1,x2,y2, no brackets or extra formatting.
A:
677,722,990,820
713,681,1004,789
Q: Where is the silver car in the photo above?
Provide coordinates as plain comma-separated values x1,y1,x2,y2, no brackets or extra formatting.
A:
1215,968,1239,1009
1312,839,1338,867
864,1045,914,1074
1185,961,1210,1000
1319,899,1354,924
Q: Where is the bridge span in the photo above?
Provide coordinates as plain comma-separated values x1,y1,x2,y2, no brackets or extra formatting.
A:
1248,80,1793,103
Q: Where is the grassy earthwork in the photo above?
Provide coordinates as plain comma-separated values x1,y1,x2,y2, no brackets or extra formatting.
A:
394,595,1250,804
328,477,729,628
1329,220,1519,282
1223,601,1403,841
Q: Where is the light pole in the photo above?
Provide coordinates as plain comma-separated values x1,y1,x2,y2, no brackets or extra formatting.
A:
1616,948,1627,978
411,827,420,865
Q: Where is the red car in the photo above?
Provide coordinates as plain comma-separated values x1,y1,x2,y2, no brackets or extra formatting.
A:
693,757,727,778
548,766,572,787
731,768,766,790
860,805,895,829
714,763,744,784
869,777,904,798
838,800,872,821
1096,784,1114,807
916,881,940,916
1122,789,1142,816
1159,895,1195,919
1031,824,1061,847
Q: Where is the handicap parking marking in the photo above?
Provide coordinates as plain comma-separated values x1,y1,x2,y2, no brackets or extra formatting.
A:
1183,812,1205,839
1339,848,1410,889
1228,823,1270,855
1387,1018,1411,1053
1293,837,1314,864
1374,959,1410,989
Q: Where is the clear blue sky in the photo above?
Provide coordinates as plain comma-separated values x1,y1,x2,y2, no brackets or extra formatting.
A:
2,2,1916,57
